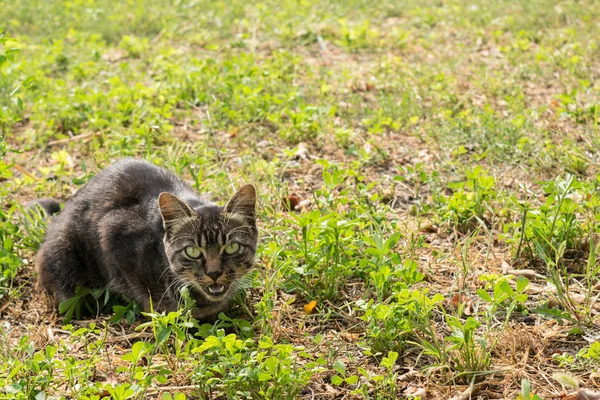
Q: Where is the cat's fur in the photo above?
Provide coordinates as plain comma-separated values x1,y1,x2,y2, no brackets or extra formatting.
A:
35,159,258,320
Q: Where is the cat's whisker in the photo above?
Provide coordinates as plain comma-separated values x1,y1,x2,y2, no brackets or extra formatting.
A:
157,264,173,283
157,277,184,309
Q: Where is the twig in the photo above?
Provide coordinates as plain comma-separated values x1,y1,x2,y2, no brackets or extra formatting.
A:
105,332,153,343
150,28,167,45
146,385,198,394
449,383,480,400
48,131,97,146
12,164,38,180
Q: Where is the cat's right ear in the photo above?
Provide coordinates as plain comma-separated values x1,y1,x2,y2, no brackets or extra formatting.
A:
224,184,256,218
158,193,195,229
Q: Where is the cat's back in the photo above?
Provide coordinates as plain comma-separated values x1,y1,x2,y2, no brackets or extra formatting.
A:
75,159,187,208
46,158,194,236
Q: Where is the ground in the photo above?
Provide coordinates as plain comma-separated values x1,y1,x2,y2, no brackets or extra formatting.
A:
1,0,600,399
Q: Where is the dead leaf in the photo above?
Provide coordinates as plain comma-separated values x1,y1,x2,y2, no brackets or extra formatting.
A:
450,384,479,400
507,269,539,279
294,142,309,160
562,389,600,400
349,81,375,93
590,372,600,386
46,326,55,342
419,223,438,233
340,332,361,342
282,194,302,212
282,194,311,212
553,372,579,390
406,387,430,399
549,293,589,308
304,300,318,314
256,139,270,148
322,383,338,395
570,293,586,304
450,293,474,316
398,369,419,382
501,259,511,274
102,48,128,62
296,198,311,211
228,127,239,138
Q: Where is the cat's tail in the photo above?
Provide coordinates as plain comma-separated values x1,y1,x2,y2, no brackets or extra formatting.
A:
25,198,62,217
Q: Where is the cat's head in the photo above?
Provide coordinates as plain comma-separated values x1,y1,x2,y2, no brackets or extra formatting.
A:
158,185,258,303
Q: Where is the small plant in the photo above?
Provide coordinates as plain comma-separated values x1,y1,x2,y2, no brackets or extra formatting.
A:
368,259,425,302
330,360,359,387
285,204,361,300
507,175,585,263
359,288,444,355
395,162,439,214
411,276,529,383
436,166,496,232
578,341,600,367
58,287,113,322
0,28,24,130
517,379,542,400
352,351,399,399
538,238,600,325
254,240,294,336
191,332,325,399
0,209,22,300
120,341,154,385
111,301,143,324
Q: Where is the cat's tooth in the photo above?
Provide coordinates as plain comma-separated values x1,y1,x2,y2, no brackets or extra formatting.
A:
208,284,225,294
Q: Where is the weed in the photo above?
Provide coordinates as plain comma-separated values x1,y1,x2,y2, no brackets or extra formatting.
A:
191,332,324,399
436,166,496,232
517,379,542,400
507,175,586,263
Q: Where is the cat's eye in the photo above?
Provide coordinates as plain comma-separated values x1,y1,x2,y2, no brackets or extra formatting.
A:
224,242,240,255
184,246,202,259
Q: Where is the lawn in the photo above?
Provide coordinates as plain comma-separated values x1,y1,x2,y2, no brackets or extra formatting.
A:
1,0,600,398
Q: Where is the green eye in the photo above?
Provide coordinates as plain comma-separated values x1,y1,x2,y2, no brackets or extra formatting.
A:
184,246,202,259
224,242,240,255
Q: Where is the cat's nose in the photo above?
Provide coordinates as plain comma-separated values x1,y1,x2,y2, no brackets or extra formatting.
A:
206,270,222,281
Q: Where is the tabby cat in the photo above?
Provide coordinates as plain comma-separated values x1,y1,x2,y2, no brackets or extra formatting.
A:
35,159,258,320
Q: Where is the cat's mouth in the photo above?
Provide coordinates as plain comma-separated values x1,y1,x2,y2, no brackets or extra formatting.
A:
205,283,227,296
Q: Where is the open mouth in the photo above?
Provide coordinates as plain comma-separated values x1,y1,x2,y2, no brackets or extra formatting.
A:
206,283,227,295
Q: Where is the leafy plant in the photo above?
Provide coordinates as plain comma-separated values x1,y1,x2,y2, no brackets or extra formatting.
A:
507,175,585,263
191,331,324,399
436,166,496,231
58,287,113,322
331,360,359,387
352,351,400,399
359,289,444,355
411,277,529,382
517,379,542,400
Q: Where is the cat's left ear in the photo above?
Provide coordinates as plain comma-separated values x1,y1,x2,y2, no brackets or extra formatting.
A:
158,192,195,228
224,184,256,218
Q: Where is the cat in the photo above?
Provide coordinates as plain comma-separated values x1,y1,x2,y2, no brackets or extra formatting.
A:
35,158,258,320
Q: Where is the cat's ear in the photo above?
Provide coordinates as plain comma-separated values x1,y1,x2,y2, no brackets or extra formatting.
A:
224,184,256,218
158,192,195,226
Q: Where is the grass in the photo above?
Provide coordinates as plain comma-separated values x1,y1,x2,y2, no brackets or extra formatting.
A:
1,0,600,398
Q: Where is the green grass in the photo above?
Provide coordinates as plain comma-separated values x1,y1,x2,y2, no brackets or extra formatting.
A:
1,0,600,398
